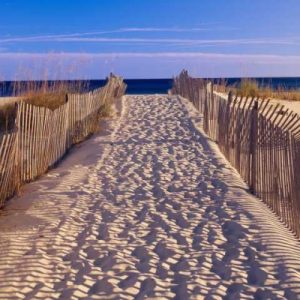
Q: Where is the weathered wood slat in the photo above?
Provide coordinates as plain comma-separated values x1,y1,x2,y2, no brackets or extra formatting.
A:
0,75,126,208
172,71,300,239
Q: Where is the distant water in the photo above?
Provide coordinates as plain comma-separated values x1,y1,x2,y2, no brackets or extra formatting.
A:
0,78,299,97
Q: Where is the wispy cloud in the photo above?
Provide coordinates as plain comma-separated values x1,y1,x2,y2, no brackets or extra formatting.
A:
118,27,223,32
1,52,300,63
1,35,299,47
0,26,234,42
0,27,224,43
51,37,300,46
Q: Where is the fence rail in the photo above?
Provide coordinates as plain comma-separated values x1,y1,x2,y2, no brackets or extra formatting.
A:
172,70,300,238
0,75,126,208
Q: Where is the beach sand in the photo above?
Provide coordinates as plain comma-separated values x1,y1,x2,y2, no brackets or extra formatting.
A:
0,95,300,299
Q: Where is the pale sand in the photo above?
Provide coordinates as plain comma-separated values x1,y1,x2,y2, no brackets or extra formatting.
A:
0,95,300,299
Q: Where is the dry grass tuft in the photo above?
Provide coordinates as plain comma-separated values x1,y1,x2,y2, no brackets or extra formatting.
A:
98,102,114,118
215,78,300,101
0,80,89,132
23,92,67,110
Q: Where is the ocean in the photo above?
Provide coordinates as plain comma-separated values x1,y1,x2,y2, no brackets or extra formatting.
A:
0,77,299,97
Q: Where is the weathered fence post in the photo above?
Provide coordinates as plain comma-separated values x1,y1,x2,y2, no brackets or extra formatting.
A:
0,76,126,208
249,100,258,193
203,82,210,133
228,91,233,105
223,91,233,152
210,81,215,139
172,71,300,239
14,102,21,195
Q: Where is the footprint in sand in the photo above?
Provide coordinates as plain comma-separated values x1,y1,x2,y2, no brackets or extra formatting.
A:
222,220,247,242
84,246,100,260
152,185,165,198
118,273,139,289
94,251,116,272
204,206,215,218
135,204,148,222
284,289,298,300
211,178,228,192
250,241,267,252
192,235,203,251
156,264,169,280
174,212,189,229
254,288,276,300
198,181,208,191
247,263,268,286
167,183,180,193
101,209,116,222
211,254,232,280
62,251,78,262
154,241,175,261
193,221,206,234
136,260,151,273
215,206,230,219
89,278,114,295
222,246,240,263
58,288,75,300
172,232,188,246
225,283,244,300
171,281,190,300
139,278,156,296
171,257,190,272
132,246,152,273
143,228,159,245
97,223,110,240
74,261,91,284
150,214,172,233
132,246,151,261
207,228,218,244
244,246,256,263
168,199,182,211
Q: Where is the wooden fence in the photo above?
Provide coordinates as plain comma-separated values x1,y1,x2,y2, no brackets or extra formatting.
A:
172,70,300,238
0,75,126,208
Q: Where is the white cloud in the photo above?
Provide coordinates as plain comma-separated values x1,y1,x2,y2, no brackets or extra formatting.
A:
118,27,216,32
44,37,298,46
0,26,234,43
1,31,299,47
1,51,300,60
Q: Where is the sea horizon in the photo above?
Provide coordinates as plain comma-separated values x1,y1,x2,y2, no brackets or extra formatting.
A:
1,76,300,97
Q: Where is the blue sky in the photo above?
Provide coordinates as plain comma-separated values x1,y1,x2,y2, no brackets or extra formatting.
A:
0,0,300,79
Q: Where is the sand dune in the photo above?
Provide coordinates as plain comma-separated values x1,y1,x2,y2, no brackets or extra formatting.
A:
0,94,300,299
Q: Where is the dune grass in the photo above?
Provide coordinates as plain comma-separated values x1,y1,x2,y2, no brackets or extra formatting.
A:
215,78,300,101
0,80,89,132
0,78,121,133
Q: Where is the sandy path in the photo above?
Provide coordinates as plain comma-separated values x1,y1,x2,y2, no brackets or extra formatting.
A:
1,95,300,299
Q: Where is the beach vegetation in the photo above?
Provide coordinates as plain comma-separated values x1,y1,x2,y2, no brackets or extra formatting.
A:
215,78,300,101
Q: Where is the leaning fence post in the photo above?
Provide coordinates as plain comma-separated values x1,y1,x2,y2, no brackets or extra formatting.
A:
203,82,210,133
14,102,21,194
249,100,258,193
210,81,215,138
223,91,233,150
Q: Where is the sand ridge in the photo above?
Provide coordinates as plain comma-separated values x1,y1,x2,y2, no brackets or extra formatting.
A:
0,95,300,299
